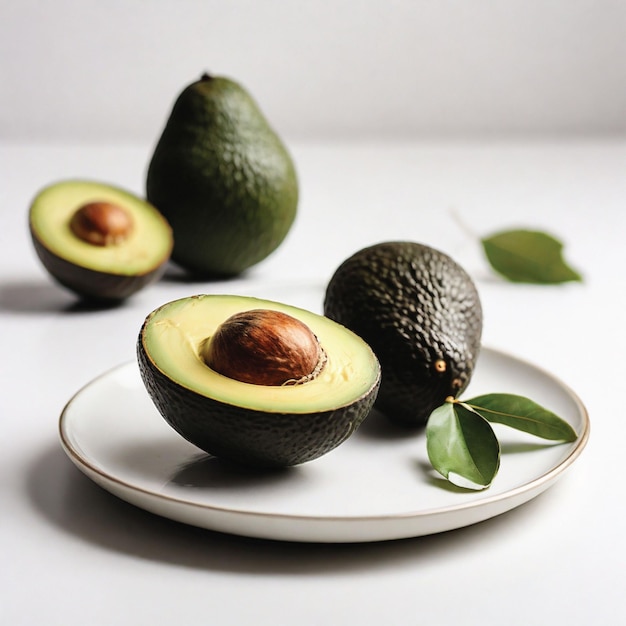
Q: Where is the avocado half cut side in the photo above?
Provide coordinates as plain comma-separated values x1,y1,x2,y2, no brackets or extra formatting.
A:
29,180,173,301
137,295,381,468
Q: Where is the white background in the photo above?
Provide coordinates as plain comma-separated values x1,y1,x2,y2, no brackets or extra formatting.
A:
2,0,625,142
2,3,626,626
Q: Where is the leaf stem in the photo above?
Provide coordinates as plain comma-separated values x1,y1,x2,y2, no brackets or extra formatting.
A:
449,207,480,241
463,402,531,421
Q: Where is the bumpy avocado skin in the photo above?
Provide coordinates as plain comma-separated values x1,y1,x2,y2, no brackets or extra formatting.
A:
324,241,483,426
137,336,379,468
146,74,298,277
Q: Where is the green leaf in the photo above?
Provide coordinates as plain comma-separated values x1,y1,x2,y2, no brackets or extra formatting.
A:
481,229,582,284
464,393,578,442
426,401,500,490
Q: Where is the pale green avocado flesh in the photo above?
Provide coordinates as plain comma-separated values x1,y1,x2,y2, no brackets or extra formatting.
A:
30,180,172,275
141,295,379,413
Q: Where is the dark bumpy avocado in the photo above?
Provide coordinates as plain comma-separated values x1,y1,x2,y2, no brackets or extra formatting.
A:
146,73,298,277
29,180,173,301
324,241,483,426
137,295,380,467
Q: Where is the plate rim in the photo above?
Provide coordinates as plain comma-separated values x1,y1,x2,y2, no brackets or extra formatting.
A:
58,346,590,541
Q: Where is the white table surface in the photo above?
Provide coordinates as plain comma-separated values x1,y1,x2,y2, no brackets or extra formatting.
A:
1,139,624,625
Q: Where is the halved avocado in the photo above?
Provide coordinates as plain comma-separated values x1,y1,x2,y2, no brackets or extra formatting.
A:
137,294,381,467
29,180,173,301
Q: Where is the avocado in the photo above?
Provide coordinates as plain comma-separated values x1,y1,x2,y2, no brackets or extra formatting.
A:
146,73,298,277
324,241,483,426
29,180,173,302
137,294,381,467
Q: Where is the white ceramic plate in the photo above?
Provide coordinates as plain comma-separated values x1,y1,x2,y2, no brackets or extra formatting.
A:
59,347,589,543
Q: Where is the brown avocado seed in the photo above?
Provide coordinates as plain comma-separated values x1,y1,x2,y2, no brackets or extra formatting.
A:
202,309,327,386
69,201,134,246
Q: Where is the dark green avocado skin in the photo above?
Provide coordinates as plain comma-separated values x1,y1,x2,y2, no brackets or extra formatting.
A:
137,336,380,468
31,234,168,302
146,74,298,278
324,241,483,427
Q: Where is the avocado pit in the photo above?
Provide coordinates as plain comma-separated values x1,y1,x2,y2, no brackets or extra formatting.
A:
137,294,381,467
202,309,327,386
69,201,134,246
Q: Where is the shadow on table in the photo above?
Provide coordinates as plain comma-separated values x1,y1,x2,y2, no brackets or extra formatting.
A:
0,278,124,313
26,442,558,575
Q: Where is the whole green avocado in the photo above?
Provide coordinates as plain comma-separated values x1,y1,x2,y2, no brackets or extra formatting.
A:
324,241,483,426
146,73,298,277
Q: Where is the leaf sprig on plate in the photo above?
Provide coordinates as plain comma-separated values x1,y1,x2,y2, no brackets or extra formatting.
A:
426,393,578,490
